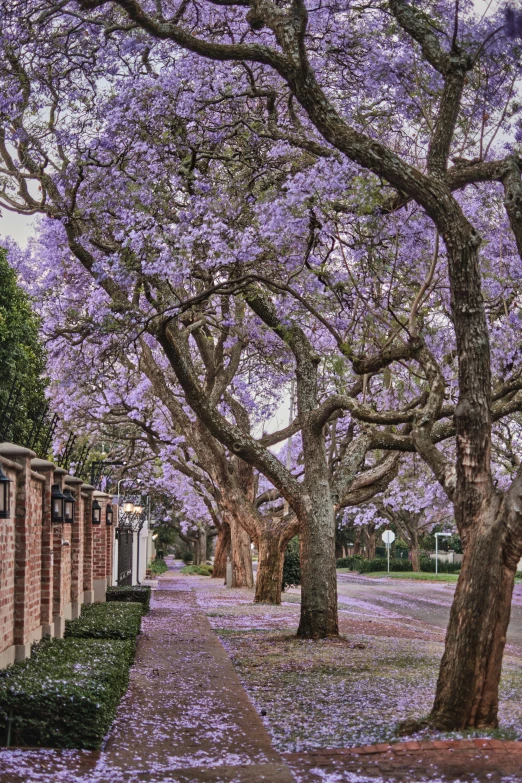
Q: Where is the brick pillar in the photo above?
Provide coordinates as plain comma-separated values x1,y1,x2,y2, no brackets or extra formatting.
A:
0,443,42,663
0,454,20,670
52,467,70,638
92,491,109,602
31,459,57,639
65,476,84,620
82,484,95,604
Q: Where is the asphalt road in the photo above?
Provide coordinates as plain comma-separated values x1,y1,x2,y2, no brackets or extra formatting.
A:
336,572,522,646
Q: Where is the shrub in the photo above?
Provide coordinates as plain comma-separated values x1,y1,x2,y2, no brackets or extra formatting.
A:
181,564,213,576
182,551,193,564
336,555,461,574
336,556,364,570
149,557,168,576
65,602,143,641
419,557,461,573
0,637,134,749
106,585,151,613
282,537,300,591
358,558,414,573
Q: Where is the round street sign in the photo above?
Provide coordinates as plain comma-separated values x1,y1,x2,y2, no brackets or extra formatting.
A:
382,530,396,545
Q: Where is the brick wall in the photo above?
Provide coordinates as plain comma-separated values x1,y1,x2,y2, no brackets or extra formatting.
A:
0,443,113,668
0,458,18,669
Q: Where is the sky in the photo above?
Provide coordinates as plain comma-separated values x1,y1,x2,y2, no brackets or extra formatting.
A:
0,210,36,247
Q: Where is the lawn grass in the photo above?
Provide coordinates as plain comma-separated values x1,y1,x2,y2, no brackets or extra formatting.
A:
337,568,459,582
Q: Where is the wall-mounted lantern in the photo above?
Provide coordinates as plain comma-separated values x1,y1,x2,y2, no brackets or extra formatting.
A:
106,505,114,526
92,498,102,525
0,465,12,519
51,484,66,523
63,489,76,523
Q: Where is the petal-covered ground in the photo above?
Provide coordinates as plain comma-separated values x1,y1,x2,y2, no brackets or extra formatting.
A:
194,575,522,753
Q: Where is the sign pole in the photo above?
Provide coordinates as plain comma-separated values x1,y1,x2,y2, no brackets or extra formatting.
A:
436,534,438,575
387,542,390,572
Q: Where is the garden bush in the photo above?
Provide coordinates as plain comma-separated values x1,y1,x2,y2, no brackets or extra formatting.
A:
336,556,364,570
282,537,300,591
149,557,168,576
358,558,414,573
419,557,462,573
182,551,193,564
181,564,213,576
65,602,143,640
106,584,151,613
336,555,461,574
0,636,134,749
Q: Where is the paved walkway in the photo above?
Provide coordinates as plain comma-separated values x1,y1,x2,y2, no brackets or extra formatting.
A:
0,568,293,782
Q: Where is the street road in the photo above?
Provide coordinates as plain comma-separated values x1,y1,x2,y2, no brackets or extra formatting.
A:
336,573,522,645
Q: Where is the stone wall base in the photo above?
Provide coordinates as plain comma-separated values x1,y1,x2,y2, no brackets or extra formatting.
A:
93,578,107,603
0,644,16,670
53,614,65,639
83,590,94,604
15,642,31,662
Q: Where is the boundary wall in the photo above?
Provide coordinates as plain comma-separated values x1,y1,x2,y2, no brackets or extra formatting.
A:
0,443,115,669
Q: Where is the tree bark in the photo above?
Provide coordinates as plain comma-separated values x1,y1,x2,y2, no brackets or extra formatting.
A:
429,225,499,729
213,520,230,579
430,501,515,729
255,528,286,604
364,522,376,560
354,527,362,556
410,528,421,572
297,417,338,637
229,515,254,588
199,527,207,564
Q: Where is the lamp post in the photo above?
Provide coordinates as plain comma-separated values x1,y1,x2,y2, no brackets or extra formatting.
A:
117,477,142,518
0,464,12,519
435,532,452,575
51,484,66,523
63,489,76,524
92,498,102,525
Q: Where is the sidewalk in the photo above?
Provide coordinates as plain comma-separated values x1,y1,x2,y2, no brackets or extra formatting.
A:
100,570,294,781
0,566,294,783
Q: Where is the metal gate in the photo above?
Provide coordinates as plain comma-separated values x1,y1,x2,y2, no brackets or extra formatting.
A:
117,529,133,585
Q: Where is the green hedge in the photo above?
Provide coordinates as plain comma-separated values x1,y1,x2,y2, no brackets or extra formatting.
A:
65,602,143,641
106,584,151,613
181,564,213,576
0,637,134,749
336,555,462,574
149,557,168,576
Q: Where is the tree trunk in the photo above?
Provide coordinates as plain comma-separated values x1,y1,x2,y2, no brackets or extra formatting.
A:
298,487,338,638
430,502,514,729
255,528,286,604
212,521,230,579
354,527,362,556
410,529,420,572
199,527,207,564
229,515,253,588
192,541,200,565
365,523,376,560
